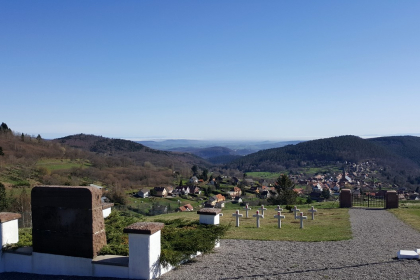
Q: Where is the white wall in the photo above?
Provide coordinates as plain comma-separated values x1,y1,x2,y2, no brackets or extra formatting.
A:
32,252,93,277
93,263,129,278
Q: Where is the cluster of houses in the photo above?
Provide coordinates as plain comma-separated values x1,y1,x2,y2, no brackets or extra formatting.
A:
138,185,201,198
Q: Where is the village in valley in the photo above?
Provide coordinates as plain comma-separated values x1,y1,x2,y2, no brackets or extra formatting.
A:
128,160,416,217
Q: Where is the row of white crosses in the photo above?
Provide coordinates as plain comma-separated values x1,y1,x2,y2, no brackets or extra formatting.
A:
233,204,317,229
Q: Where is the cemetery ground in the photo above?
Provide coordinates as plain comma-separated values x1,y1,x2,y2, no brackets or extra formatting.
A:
145,203,353,242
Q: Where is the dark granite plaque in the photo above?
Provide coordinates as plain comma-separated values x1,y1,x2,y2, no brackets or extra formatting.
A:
32,186,106,258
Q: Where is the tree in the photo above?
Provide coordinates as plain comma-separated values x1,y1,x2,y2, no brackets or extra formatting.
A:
268,174,297,205
0,183,9,211
36,134,42,143
321,188,331,200
21,133,25,142
191,165,198,176
0,146,4,156
201,169,209,181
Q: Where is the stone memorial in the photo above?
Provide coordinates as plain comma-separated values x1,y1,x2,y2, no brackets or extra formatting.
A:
232,210,243,227
31,185,106,258
291,206,300,220
243,204,251,218
276,205,283,212
252,210,264,228
298,212,307,229
308,206,317,220
274,211,285,229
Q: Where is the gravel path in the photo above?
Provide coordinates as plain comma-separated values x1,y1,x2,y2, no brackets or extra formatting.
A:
2,209,420,280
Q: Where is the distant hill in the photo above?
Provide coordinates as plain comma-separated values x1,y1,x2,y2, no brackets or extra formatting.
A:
229,135,420,172
54,134,210,168
368,136,420,166
137,139,302,155
168,146,238,159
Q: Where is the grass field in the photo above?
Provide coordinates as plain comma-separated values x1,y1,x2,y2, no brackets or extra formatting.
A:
389,202,420,232
245,172,285,180
144,205,352,242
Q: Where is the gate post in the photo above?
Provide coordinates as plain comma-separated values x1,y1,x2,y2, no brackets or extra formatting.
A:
340,189,352,208
385,191,398,209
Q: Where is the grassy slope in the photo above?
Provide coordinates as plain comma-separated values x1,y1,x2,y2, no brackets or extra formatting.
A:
389,202,420,232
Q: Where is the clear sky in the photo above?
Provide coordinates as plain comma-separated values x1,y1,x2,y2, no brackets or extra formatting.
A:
1,1,419,141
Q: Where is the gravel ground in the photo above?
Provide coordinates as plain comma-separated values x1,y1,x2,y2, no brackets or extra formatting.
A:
2,208,420,280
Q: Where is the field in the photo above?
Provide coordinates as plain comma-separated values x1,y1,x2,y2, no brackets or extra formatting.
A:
144,204,352,242
389,202,420,232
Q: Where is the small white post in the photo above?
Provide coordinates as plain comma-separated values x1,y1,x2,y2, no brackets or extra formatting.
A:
0,212,22,274
260,205,267,216
197,208,222,225
243,204,251,218
274,211,285,229
291,206,300,220
232,210,243,227
298,212,307,229
308,206,317,220
252,210,264,228
124,222,165,280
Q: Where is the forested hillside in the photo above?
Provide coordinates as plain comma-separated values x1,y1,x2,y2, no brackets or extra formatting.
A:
0,127,210,200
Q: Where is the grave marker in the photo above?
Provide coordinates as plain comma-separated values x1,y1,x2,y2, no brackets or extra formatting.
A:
232,210,243,227
252,210,264,228
260,205,267,216
308,206,317,220
243,204,251,218
276,205,283,212
298,212,307,229
274,211,285,229
291,206,300,220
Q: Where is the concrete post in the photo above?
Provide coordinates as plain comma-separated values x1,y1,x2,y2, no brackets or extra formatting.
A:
385,190,398,209
197,208,221,225
0,212,21,273
124,222,165,280
340,189,352,208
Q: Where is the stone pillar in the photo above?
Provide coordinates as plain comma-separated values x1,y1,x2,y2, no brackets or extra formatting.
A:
386,190,398,209
0,212,21,273
124,222,165,280
340,189,352,208
197,208,221,225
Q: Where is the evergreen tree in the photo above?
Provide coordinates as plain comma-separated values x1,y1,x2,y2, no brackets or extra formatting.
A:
36,134,42,143
21,133,25,142
269,174,297,205
201,169,208,181
321,188,331,200
0,183,9,211
191,165,198,176
0,146,4,156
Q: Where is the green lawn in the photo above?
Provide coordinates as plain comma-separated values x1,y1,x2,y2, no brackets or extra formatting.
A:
389,203,420,232
145,205,352,242
246,172,285,180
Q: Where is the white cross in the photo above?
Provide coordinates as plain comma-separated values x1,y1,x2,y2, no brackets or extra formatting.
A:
308,206,317,220
260,205,267,216
298,212,307,229
291,206,300,220
243,204,252,218
274,211,285,229
252,210,264,228
276,205,283,212
232,210,243,227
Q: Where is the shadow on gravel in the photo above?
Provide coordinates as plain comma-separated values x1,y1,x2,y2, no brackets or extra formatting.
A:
220,259,403,280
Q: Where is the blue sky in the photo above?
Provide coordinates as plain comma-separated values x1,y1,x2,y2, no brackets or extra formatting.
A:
1,1,419,141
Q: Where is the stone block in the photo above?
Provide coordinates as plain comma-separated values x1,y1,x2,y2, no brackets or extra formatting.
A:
31,186,106,258
397,250,419,259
